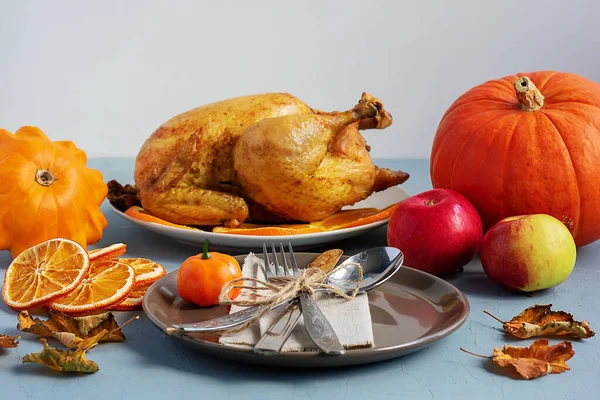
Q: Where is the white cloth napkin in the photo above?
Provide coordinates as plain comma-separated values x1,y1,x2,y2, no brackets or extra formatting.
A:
219,253,374,352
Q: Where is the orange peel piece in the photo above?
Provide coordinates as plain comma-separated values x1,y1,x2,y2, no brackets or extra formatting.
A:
215,204,398,235
314,204,398,230
123,201,399,237
212,224,324,236
124,206,197,230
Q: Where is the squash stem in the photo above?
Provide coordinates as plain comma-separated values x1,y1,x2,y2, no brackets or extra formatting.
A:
35,169,55,187
201,239,211,259
514,76,544,111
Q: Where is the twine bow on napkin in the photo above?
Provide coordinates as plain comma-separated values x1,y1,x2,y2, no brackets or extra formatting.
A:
218,253,375,351
215,258,363,334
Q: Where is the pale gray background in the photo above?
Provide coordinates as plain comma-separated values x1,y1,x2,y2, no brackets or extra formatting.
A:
1,0,598,159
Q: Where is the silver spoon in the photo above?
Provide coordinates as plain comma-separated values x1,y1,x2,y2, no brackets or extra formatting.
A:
168,247,404,335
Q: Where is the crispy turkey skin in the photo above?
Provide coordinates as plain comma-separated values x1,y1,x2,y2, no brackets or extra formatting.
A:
233,93,409,222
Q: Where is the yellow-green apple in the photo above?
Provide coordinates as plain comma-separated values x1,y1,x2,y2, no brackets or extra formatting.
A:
480,214,576,292
386,188,483,276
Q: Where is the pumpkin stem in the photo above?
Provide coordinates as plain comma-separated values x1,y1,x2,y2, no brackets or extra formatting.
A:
514,76,544,111
35,169,55,187
201,239,211,259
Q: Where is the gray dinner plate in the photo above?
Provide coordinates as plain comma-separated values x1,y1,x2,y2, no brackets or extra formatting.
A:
143,253,470,368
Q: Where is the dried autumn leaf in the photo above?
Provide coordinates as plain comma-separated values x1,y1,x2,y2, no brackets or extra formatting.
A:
22,338,99,373
55,317,137,350
461,339,574,380
17,310,126,343
18,311,139,349
51,329,110,350
72,330,115,350
484,304,595,339
0,334,20,348
50,331,82,349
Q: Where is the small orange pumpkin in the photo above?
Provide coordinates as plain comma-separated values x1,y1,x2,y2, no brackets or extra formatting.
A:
177,240,242,307
430,71,600,247
0,126,108,257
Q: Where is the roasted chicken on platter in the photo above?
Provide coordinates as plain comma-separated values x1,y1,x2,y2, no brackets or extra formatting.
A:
133,92,409,228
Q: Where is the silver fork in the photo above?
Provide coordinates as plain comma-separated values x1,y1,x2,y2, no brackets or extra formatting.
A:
261,242,298,278
254,242,345,356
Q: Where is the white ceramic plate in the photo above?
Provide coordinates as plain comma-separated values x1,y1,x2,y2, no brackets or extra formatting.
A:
110,185,409,251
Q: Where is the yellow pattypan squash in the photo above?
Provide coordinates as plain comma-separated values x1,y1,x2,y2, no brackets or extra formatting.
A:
0,126,108,258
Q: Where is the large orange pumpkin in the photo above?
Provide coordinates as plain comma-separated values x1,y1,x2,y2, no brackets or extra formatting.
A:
0,126,108,257
430,71,600,247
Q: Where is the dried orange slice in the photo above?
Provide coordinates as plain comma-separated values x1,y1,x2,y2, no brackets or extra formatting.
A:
88,243,127,262
109,282,151,311
2,238,90,311
47,260,135,314
115,258,166,286
124,206,197,230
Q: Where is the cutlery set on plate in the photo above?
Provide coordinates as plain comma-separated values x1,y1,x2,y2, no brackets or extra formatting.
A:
170,243,404,356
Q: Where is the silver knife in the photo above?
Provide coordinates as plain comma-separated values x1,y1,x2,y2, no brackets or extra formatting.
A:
253,294,345,355
299,293,345,355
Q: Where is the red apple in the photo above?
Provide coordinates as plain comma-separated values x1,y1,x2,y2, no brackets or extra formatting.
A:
387,188,483,276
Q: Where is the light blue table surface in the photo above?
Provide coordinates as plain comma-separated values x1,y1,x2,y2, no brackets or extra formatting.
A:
1,158,598,400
